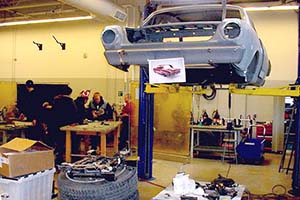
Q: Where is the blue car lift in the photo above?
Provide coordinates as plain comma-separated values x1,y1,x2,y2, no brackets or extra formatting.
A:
137,2,300,188
138,66,154,180
291,5,300,196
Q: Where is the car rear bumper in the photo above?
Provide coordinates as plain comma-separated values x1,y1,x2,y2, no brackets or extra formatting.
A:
104,43,244,67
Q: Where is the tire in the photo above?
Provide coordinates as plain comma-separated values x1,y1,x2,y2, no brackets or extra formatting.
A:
58,166,139,200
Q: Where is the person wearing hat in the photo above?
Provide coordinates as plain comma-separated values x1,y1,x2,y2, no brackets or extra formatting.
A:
18,80,45,141
71,90,90,155
74,90,90,124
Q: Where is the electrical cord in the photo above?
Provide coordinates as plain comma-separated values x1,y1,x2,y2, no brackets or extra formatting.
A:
225,159,293,199
242,184,295,200
139,178,166,189
225,163,231,178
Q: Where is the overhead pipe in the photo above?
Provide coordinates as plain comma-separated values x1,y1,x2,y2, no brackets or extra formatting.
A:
60,0,127,22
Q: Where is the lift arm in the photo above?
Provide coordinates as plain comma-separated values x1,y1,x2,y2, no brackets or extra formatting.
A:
145,83,211,94
229,84,300,97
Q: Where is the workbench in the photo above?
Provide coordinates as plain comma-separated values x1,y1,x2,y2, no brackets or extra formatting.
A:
0,121,32,144
190,125,243,161
60,121,121,162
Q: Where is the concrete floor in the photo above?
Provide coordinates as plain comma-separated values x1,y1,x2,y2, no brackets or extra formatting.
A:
138,153,292,199
54,152,293,199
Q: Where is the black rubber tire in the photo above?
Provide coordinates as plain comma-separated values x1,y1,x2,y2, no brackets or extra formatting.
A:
58,166,139,200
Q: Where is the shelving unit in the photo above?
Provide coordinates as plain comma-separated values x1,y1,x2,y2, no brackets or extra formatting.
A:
190,125,243,162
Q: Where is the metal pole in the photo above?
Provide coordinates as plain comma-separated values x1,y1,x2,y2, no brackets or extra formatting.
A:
291,4,300,196
138,66,154,179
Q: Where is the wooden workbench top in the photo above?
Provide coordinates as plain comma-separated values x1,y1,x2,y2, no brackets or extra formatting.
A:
60,121,122,134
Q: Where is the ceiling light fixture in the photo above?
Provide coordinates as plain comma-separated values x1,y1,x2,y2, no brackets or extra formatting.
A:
245,5,299,11
0,16,93,27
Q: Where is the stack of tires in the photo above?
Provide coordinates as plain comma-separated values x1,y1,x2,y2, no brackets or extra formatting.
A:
58,166,139,200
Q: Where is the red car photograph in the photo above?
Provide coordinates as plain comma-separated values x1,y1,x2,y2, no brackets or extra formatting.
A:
153,64,181,77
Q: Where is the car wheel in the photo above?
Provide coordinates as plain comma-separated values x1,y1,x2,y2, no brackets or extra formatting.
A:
58,166,138,200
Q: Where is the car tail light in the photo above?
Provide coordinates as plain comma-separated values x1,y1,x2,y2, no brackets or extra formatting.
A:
223,22,241,39
101,26,122,49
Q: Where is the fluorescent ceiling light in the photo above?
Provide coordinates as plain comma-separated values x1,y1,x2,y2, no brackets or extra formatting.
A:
0,16,94,27
245,5,299,11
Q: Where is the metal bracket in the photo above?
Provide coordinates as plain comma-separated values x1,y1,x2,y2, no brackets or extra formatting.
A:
118,49,126,65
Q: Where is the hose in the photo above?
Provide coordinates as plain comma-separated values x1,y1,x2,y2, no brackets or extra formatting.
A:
202,84,217,100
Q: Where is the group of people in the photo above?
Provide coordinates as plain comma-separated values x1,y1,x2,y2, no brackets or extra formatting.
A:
17,80,133,164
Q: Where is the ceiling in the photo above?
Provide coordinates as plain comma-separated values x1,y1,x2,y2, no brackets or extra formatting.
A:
0,0,88,23
0,0,297,25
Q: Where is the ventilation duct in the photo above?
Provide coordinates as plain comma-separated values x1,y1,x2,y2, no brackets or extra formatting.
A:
61,0,127,22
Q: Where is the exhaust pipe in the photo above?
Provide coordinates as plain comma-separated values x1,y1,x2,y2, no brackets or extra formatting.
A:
61,0,127,22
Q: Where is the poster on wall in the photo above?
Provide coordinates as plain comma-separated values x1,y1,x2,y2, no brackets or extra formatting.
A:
148,57,186,84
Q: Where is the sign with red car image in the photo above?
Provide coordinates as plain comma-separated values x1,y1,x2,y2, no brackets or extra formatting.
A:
148,57,186,84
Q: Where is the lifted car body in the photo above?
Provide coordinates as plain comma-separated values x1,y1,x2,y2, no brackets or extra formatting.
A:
101,4,270,86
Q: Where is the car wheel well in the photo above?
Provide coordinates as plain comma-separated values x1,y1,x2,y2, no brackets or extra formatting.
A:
246,51,259,82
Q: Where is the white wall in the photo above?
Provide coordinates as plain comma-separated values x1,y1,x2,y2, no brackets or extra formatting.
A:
249,10,298,82
0,19,128,104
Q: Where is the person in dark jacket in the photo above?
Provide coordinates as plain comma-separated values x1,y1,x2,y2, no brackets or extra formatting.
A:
19,80,45,141
74,96,88,124
44,85,78,164
72,91,90,155
87,92,113,121
87,92,113,150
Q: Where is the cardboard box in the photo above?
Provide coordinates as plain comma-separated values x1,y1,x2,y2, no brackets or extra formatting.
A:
0,138,54,178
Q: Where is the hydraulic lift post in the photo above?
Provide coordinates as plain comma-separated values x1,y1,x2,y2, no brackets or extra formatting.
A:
291,4,300,196
138,66,154,180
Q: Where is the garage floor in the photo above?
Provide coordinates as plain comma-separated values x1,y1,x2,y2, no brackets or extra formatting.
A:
138,153,292,199
54,152,292,199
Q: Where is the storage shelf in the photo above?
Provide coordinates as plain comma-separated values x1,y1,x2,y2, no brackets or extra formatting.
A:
194,145,235,153
191,126,241,161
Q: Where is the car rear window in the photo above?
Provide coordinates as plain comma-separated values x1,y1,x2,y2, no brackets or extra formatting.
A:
146,8,241,26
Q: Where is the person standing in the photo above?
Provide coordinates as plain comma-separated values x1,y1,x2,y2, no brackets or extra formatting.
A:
87,92,113,121
72,90,90,155
19,80,45,141
87,92,113,150
119,94,134,150
74,91,89,124
44,85,78,164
